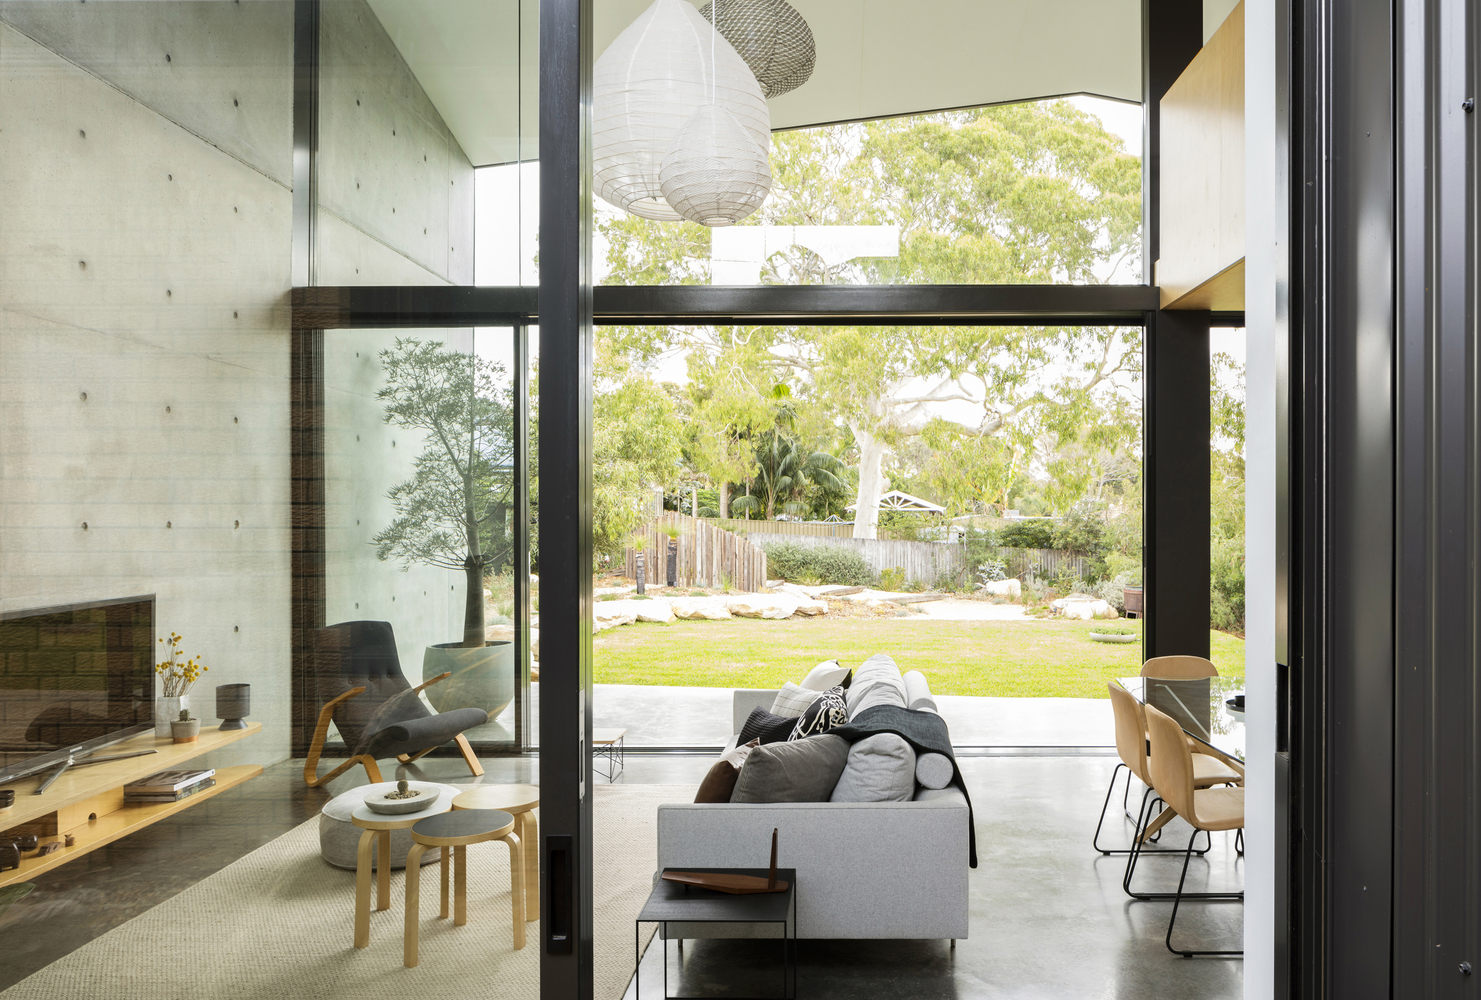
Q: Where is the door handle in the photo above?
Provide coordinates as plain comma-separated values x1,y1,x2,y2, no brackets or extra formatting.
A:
546,834,572,954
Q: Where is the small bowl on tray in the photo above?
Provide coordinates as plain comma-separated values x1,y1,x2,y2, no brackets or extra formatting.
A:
363,781,442,815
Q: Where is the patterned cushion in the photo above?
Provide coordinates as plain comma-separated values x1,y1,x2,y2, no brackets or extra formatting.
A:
789,685,848,740
769,682,823,718
730,735,850,803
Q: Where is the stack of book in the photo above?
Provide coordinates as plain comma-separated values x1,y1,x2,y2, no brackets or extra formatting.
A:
124,768,216,803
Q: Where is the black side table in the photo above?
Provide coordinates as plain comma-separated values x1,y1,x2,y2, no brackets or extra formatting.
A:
635,868,797,1000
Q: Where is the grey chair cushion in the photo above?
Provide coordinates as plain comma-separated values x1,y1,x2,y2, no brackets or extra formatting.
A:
844,654,907,716
731,735,850,803
364,707,489,759
831,733,918,802
915,752,954,790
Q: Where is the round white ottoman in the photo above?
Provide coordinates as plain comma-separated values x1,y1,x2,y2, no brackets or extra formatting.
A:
319,781,462,870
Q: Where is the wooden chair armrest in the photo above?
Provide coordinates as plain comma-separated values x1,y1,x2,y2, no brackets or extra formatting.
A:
303,686,366,787
411,671,451,696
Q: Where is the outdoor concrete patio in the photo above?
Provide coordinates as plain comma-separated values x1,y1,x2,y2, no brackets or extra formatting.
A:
464,684,1122,749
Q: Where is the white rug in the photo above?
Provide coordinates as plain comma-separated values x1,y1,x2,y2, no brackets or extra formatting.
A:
1,784,691,1000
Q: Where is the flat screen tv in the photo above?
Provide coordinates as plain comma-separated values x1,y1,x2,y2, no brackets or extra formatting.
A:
0,595,155,773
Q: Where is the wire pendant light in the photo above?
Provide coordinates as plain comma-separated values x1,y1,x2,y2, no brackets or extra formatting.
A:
593,0,770,221
699,0,816,98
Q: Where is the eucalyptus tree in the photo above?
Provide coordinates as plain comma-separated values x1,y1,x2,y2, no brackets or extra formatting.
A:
599,99,1142,538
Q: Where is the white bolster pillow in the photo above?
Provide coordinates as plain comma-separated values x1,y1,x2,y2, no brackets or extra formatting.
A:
903,670,938,714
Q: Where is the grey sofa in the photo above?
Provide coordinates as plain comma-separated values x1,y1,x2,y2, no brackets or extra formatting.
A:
655,688,971,940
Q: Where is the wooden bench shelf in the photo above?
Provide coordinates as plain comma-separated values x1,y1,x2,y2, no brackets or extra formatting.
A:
0,722,262,888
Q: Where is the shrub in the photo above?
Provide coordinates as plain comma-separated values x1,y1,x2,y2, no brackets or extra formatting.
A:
878,567,907,591
1210,536,1245,634
762,542,875,587
976,559,1007,583
997,521,1055,549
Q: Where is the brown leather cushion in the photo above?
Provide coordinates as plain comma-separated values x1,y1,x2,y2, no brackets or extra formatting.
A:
694,738,760,803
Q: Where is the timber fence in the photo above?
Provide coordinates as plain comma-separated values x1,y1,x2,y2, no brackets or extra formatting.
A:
703,517,856,538
623,513,768,592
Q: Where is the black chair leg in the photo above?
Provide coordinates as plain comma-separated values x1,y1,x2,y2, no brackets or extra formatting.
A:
1124,793,1228,901
1093,763,1129,854
1166,829,1245,958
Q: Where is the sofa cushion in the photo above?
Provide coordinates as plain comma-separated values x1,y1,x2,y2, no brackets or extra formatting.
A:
830,733,917,802
695,738,760,803
738,706,799,745
789,685,848,739
731,735,850,802
915,752,954,790
769,682,823,719
845,654,907,716
800,660,852,691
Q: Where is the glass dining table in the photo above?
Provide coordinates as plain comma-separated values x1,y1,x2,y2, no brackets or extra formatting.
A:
1115,673,1246,763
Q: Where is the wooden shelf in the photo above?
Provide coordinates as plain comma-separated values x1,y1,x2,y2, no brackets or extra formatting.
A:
0,722,263,887
0,764,263,887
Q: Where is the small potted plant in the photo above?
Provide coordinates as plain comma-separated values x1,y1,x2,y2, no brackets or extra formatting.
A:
171,708,201,744
154,632,207,737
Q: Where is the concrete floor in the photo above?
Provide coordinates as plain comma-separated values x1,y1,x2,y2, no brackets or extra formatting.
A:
0,752,1242,999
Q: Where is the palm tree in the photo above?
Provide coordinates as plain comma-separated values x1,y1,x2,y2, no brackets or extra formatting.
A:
730,432,849,520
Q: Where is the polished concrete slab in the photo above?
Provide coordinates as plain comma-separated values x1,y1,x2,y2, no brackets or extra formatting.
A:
0,754,1241,999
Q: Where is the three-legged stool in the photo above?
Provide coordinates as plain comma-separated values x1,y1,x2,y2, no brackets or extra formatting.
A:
403,809,524,967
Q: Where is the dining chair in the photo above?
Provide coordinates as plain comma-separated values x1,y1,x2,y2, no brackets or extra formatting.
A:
1141,655,1219,678
1095,682,1242,859
1143,702,1245,957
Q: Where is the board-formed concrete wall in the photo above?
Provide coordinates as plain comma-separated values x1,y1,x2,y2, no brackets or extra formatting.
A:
0,10,294,768
0,0,483,767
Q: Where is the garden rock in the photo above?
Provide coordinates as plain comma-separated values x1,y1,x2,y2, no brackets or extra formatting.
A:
726,595,801,619
1061,599,1113,621
595,599,675,625
978,579,1023,599
593,605,637,631
793,599,827,616
669,597,733,620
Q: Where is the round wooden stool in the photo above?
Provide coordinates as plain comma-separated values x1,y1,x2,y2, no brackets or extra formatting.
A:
403,809,523,967
452,784,539,919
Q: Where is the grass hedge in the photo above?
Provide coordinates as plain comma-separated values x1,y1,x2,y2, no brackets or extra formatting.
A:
762,542,876,587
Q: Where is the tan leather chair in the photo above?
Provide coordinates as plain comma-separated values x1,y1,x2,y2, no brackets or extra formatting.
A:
1144,703,1245,957
1095,682,1244,857
1141,655,1219,678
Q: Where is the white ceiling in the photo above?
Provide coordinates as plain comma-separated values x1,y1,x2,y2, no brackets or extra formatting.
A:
366,0,1142,168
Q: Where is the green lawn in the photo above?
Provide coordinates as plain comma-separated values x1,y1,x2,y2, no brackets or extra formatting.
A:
593,618,1246,699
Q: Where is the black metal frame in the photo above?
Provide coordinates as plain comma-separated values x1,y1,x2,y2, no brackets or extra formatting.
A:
1091,763,1213,858
1163,828,1246,958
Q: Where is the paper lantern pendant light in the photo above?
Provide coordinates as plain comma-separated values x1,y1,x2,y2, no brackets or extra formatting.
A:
594,0,771,221
660,104,772,226
700,0,816,98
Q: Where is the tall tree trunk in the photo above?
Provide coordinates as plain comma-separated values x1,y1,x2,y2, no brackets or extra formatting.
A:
463,471,485,647
462,555,485,647
852,425,888,540
719,482,730,519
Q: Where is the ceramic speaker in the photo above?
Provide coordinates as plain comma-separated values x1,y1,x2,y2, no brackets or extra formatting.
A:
216,683,250,731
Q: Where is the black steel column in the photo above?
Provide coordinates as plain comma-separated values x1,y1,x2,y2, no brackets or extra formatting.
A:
539,0,594,997
1392,0,1478,994
1141,0,1209,661
514,323,532,750
291,0,318,288
1143,309,1212,659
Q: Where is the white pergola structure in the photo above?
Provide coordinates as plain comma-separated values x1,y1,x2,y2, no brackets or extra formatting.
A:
845,490,946,515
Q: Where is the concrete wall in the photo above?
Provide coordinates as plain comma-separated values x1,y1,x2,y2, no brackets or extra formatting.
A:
0,0,480,767
314,0,481,696
0,7,295,768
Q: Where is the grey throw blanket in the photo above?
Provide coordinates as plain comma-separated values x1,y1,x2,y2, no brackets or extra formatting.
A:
830,704,978,868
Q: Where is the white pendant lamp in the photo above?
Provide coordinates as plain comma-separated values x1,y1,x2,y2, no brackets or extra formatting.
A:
660,103,772,226
593,0,771,221
700,0,816,98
